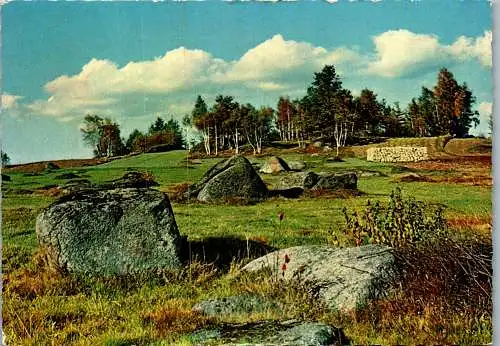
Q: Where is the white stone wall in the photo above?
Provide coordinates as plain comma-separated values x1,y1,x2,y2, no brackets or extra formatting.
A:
366,146,429,162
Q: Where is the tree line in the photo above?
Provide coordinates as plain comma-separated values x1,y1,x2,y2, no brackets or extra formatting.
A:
80,114,185,158
81,65,481,158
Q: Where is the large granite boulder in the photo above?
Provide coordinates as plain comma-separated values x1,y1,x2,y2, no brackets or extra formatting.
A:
36,188,182,276
278,171,357,191
259,156,290,174
185,155,268,203
242,245,395,312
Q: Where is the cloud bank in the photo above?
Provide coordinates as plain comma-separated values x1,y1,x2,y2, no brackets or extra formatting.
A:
10,30,492,127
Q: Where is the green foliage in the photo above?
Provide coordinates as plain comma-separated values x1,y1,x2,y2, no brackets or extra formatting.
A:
342,188,447,247
2,150,11,165
80,114,125,157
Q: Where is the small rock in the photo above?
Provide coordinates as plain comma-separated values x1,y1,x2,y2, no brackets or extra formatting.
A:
259,156,290,174
193,294,279,317
288,161,306,171
266,322,344,346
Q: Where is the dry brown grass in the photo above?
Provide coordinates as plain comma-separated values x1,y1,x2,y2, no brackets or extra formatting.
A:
3,248,80,300
142,307,215,337
401,156,491,171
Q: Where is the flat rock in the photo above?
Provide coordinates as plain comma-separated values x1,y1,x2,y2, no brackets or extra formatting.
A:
36,188,182,276
192,294,279,317
259,156,290,174
189,320,346,345
242,245,395,312
288,161,307,171
278,171,357,191
313,172,357,190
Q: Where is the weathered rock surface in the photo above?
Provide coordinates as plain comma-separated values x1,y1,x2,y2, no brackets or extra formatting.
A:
185,155,268,203
36,188,182,276
312,172,357,191
242,245,395,312
278,171,321,190
267,322,343,346
193,294,279,317
259,156,290,174
189,320,346,345
278,171,357,191
288,160,307,171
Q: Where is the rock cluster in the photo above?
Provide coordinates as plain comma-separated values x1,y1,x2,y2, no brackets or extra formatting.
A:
366,146,428,162
278,171,357,191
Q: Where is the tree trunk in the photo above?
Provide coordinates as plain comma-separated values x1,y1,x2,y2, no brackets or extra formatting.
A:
235,128,239,154
214,123,218,156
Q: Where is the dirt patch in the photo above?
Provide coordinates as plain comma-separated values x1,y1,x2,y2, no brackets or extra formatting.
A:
4,158,105,174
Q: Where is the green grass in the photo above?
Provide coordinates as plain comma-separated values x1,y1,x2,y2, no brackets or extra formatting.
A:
2,149,492,345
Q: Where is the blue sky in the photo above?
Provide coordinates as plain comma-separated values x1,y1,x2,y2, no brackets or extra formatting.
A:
2,1,493,164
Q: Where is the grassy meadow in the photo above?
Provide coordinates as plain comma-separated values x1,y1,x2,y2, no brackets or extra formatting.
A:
2,141,492,345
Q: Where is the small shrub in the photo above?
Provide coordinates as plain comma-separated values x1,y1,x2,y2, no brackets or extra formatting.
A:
169,182,191,202
342,188,447,247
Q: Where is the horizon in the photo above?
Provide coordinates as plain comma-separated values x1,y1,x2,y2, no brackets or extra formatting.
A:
2,1,493,164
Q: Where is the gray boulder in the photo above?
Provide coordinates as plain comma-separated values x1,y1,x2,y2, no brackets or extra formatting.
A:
278,171,321,190
189,320,345,345
259,156,290,174
242,245,395,312
288,160,307,171
278,171,357,191
312,172,357,190
266,322,343,346
36,188,182,276
186,155,268,203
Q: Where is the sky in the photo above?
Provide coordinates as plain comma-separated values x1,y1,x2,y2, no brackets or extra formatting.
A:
2,1,493,164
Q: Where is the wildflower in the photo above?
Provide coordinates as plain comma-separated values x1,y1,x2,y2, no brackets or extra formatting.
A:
278,211,285,222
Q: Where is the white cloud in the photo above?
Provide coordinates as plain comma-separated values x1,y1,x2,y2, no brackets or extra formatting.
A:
470,101,493,136
365,30,492,77
24,34,360,122
449,31,492,68
2,93,22,109
16,31,492,125
478,101,492,116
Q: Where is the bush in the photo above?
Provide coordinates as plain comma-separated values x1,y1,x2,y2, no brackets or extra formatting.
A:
342,188,447,247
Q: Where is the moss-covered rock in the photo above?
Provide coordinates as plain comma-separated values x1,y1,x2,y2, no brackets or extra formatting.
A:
186,155,268,203
36,188,182,277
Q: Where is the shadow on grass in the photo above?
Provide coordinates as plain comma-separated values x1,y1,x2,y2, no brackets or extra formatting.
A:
181,236,277,270
268,187,304,199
